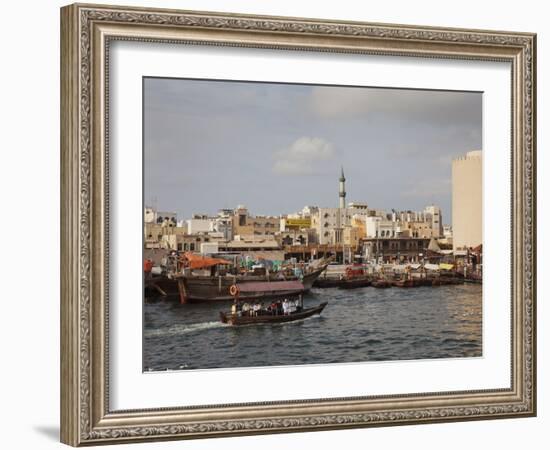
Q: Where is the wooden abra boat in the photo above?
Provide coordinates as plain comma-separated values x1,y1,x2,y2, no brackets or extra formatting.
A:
220,302,328,326
372,279,392,288
314,276,371,289
393,278,417,288
338,278,372,289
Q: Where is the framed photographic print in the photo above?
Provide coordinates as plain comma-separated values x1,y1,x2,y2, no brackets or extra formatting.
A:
60,3,536,446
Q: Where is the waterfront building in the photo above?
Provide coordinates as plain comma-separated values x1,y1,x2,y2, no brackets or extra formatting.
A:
280,216,312,231
186,217,213,234
438,225,454,247
184,211,234,240
278,230,309,246
364,216,402,238
424,205,443,238
144,206,156,223
350,216,367,239
144,221,186,249
362,237,431,263
300,205,319,217
232,205,279,237
452,150,482,250
343,226,361,248
165,233,224,252
212,215,233,241
311,207,349,245
144,206,177,225
400,220,435,239
219,235,284,261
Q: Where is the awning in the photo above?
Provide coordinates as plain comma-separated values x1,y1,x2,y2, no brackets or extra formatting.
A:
424,263,440,271
182,252,232,270
439,263,454,270
236,280,304,293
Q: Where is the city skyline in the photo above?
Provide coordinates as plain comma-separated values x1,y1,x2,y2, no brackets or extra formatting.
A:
144,77,482,222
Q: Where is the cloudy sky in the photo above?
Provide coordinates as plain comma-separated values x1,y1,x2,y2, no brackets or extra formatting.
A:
144,77,482,224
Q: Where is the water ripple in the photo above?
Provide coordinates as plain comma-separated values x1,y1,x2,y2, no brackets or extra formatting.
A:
144,284,482,371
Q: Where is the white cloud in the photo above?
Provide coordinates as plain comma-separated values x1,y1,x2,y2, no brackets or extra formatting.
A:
403,178,452,199
309,86,481,126
272,137,335,175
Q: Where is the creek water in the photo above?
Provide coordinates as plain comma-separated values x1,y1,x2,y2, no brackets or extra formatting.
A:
143,283,482,371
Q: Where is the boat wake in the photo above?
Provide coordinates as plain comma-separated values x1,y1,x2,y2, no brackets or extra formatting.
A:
144,321,228,337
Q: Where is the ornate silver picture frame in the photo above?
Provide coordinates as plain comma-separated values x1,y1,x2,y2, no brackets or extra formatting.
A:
60,3,536,446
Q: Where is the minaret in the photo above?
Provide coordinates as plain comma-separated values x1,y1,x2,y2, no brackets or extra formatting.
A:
339,166,346,209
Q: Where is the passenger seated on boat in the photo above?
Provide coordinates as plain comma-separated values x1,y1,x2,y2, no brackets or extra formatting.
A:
270,301,277,315
242,303,250,316
282,299,289,315
231,301,238,315
253,303,261,317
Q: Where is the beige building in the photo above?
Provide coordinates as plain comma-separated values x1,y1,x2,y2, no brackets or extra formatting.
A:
144,222,186,249
232,206,279,237
401,221,435,239
343,226,361,248
424,205,443,238
452,150,482,250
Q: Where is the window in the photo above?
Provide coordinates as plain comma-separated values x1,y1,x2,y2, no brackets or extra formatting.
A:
190,243,195,251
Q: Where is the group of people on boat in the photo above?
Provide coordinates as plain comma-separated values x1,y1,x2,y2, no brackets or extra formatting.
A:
231,296,304,317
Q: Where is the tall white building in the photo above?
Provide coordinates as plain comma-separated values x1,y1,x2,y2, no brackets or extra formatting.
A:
452,150,482,250
424,205,443,238
311,207,349,244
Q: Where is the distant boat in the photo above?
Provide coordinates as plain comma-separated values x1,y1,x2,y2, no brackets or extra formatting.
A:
314,264,370,289
338,278,372,289
220,302,328,326
372,279,392,288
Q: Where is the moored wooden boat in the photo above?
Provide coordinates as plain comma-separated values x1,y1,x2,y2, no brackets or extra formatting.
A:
338,278,372,289
220,302,328,326
372,279,392,288
393,278,416,288
313,278,344,288
177,265,327,303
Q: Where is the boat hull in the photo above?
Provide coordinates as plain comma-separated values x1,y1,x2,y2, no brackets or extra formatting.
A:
177,266,327,303
338,278,372,289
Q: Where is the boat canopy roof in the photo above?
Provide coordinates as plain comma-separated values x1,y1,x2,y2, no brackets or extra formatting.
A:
236,280,304,293
182,252,232,270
